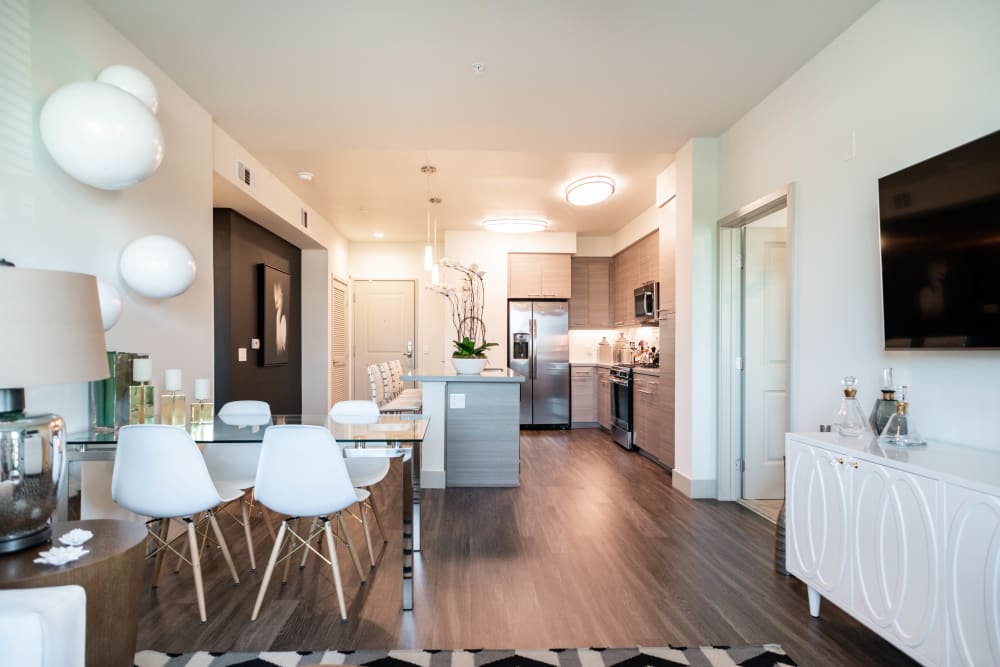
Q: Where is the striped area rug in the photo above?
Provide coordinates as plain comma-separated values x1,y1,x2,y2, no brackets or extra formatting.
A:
135,645,796,667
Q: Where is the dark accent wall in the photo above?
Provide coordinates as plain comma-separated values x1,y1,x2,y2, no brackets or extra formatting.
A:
213,209,302,413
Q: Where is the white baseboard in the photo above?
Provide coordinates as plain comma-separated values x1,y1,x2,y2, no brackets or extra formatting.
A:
421,468,446,489
672,469,717,499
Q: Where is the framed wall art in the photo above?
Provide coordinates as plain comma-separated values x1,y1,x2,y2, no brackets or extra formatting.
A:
259,264,290,366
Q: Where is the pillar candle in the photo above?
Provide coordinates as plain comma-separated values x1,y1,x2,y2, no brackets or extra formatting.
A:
164,368,182,392
194,378,210,401
132,358,152,383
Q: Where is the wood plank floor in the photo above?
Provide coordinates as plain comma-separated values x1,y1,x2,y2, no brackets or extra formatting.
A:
137,428,917,666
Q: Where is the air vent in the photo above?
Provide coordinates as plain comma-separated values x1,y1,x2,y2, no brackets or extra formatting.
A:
236,161,253,188
301,208,309,229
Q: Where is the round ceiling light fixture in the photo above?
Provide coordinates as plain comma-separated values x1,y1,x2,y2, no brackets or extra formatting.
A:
480,218,550,234
565,175,616,206
296,171,314,182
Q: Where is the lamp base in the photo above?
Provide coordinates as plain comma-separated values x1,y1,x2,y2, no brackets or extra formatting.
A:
0,522,51,554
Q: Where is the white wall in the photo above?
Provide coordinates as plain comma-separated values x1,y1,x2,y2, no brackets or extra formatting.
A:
443,231,577,366
612,204,660,254
576,236,614,257
718,0,1000,450
674,138,720,496
348,242,446,382
2,0,215,429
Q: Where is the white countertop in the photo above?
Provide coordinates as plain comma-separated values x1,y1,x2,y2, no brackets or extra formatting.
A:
789,431,1000,497
403,366,525,383
571,361,659,376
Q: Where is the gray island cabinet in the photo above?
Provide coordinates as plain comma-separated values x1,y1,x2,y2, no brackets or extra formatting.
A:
402,366,525,487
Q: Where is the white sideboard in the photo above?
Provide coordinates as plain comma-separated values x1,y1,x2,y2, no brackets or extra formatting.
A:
785,432,1000,667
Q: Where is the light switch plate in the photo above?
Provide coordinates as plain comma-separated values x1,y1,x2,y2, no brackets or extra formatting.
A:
238,347,247,362
449,393,466,409
251,338,261,350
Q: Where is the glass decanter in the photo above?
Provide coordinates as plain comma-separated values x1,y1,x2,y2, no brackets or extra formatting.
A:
869,367,898,434
879,385,926,446
834,376,869,438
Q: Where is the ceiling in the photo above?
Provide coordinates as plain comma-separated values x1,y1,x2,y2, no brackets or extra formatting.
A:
88,0,876,241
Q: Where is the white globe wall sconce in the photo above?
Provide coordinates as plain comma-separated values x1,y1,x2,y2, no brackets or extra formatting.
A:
39,65,164,190
119,235,197,299
96,279,123,331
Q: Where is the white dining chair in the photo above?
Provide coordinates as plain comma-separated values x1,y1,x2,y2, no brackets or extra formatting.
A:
250,425,367,622
329,400,391,565
0,585,86,667
111,424,241,623
202,400,273,571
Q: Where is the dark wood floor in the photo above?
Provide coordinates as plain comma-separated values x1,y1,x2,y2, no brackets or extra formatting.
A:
138,428,917,666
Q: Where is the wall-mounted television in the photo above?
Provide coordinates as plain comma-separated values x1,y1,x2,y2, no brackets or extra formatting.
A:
879,129,1000,349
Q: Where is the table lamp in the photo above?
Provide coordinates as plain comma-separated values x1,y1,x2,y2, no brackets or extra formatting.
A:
0,266,109,553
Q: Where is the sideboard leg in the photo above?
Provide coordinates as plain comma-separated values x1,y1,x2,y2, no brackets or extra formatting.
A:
808,586,821,617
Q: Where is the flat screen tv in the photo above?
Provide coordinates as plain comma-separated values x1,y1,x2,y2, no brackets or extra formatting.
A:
879,129,1000,349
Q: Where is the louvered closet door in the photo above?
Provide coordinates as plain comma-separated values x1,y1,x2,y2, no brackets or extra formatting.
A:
330,277,348,404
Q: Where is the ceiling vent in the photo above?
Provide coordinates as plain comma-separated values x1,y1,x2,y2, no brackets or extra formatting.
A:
236,161,253,188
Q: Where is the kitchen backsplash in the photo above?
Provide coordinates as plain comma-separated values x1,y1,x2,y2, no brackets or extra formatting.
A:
569,327,660,363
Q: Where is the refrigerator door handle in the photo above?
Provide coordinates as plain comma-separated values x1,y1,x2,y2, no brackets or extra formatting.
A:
530,319,537,380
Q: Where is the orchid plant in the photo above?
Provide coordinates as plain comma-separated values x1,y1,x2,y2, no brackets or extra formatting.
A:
427,258,498,359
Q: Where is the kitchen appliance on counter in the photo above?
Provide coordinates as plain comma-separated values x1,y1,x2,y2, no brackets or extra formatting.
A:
609,364,635,449
509,300,570,427
634,281,659,323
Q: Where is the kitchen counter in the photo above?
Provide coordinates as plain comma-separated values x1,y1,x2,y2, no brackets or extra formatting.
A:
634,367,660,376
570,362,660,376
403,365,522,488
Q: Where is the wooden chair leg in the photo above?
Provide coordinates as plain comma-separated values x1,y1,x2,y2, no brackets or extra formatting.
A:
240,495,256,571
251,520,287,621
360,502,376,568
338,512,366,583
208,511,241,585
322,518,348,622
151,518,170,587
186,519,207,623
282,518,300,585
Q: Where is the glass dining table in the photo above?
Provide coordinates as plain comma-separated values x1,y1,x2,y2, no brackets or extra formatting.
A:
64,413,429,610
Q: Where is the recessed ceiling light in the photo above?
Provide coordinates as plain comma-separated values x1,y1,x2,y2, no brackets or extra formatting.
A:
480,218,549,234
373,232,384,239
565,175,615,206
297,171,314,182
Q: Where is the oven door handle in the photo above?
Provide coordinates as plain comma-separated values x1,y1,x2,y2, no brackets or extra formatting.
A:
610,378,630,387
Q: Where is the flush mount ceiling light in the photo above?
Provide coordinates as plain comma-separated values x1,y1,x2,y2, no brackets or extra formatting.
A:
565,175,616,206
296,171,314,182
372,232,384,239
480,218,550,234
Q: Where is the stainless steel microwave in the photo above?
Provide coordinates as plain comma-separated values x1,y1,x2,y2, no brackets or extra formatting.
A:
634,282,659,321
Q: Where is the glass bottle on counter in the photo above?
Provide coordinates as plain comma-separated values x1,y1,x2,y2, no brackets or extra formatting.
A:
833,376,869,438
869,367,898,434
879,385,926,446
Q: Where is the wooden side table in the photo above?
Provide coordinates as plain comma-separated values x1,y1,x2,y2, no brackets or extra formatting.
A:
0,519,146,667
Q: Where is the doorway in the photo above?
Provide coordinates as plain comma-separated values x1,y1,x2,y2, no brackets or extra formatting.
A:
717,186,796,513
351,279,416,400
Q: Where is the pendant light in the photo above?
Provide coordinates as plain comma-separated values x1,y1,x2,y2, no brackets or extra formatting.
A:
421,165,436,270
431,206,441,285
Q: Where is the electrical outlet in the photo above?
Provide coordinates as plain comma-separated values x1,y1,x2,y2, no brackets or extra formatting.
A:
449,393,466,409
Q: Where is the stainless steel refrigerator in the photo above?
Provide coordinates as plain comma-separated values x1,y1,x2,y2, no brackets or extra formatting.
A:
508,300,570,427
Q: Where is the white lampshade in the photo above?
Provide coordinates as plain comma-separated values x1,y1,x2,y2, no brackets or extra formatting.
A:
39,81,164,190
565,175,616,206
97,65,159,114
0,268,109,389
119,235,197,299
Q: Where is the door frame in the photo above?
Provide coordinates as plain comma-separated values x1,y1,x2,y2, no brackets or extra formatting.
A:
349,278,418,400
716,184,797,502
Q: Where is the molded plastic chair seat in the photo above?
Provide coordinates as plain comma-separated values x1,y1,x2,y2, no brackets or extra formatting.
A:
0,585,86,667
111,424,241,623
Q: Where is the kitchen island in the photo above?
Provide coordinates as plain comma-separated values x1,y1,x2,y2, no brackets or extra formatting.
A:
403,366,524,488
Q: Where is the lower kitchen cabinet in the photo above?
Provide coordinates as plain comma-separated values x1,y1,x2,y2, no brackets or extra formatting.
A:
570,365,597,424
786,432,1000,667
597,367,611,430
635,372,671,467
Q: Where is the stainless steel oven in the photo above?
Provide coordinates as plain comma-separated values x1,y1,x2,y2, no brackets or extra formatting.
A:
634,282,659,322
609,365,635,450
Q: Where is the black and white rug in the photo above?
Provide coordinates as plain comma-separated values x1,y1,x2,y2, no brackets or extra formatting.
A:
135,646,796,667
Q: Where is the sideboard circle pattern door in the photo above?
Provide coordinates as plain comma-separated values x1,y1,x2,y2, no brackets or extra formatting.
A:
947,487,1000,667
852,461,938,652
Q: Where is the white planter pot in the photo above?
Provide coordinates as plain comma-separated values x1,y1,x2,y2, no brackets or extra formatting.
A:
451,357,488,375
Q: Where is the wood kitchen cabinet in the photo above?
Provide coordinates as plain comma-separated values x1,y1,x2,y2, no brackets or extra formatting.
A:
508,253,572,298
635,368,673,469
611,231,658,327
597,367,611,430
656,320,675,468
570,365,597,424
570,257,611,328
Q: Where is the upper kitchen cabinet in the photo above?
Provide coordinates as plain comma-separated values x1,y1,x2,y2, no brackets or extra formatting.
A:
611,231,658,327
658,207,676,316
508,253,572,299
570,257,611,328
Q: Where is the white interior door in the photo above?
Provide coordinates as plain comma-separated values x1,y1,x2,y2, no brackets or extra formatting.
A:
352,280,416,400
743,225,788,499
330,277,348,405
